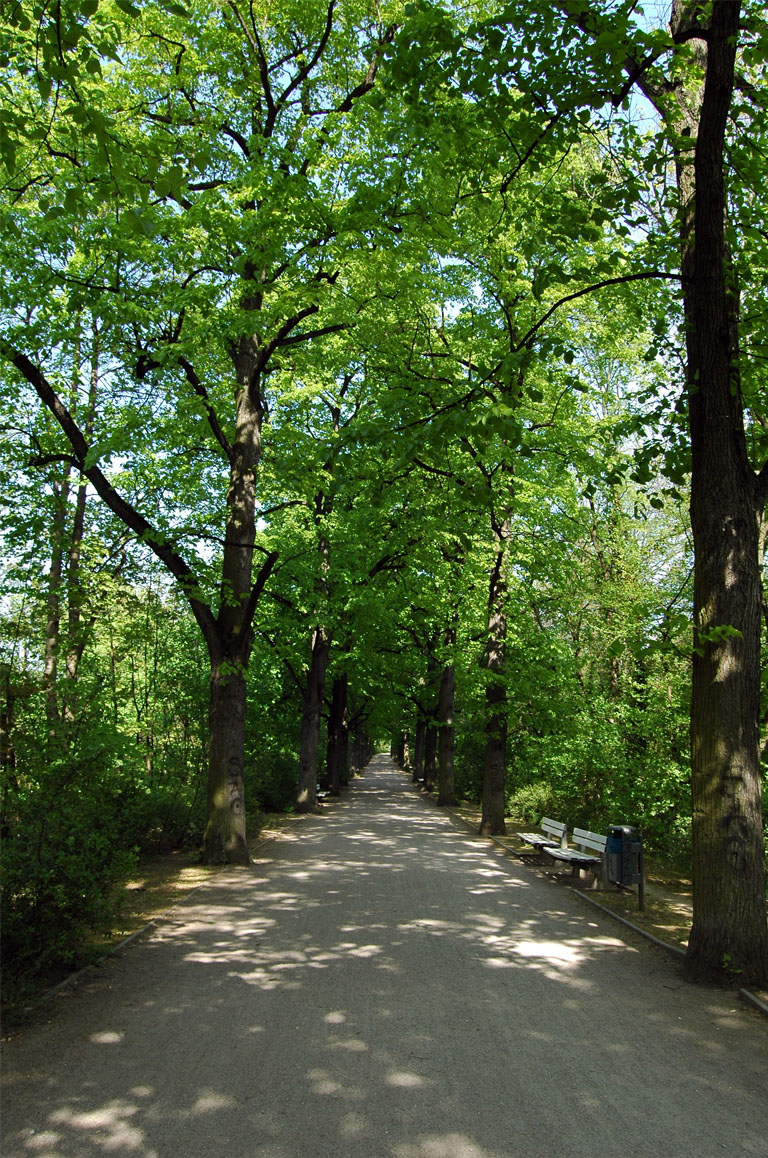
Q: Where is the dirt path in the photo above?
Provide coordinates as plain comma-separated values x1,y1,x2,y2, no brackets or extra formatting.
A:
3,756,767,1158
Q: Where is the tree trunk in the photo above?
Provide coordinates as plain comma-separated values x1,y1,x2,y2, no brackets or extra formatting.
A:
437,626,456,807
423,719,437,792
351,731,370,773
412,715,426,784
296,627,331,813
546,0,768,989
64,323,99,705
338,696,350,787
325,672,348,795
201,338,266,863
7,317,276,868
480,525,510,835
1,683,16,778
63,476,88,691
678,0,768,986
480,683,507,834
202,651,250,864
43,478,68,726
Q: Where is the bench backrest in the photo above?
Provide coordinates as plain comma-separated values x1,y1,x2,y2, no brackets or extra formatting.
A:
541,818,567,847
572,828,608,855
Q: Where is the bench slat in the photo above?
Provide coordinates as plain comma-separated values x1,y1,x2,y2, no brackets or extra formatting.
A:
546,848,602,865
516,832,558,846
515,818,567,851
570,828,607,854
546,828,606,873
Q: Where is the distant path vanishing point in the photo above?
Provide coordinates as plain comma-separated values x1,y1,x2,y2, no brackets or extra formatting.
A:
3,755,767,1157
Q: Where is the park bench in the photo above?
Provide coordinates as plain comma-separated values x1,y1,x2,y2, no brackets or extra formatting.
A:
545,827,607,879
514,817,567,856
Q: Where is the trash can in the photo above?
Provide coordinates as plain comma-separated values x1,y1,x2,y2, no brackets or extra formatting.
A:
607,825,644,908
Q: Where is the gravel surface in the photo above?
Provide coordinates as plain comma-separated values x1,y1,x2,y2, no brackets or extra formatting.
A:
3,756,767,1157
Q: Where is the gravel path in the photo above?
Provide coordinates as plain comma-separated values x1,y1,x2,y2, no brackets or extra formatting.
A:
3,756,767,1157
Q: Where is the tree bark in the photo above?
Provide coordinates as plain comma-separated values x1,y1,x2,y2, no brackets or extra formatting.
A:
351,731,371,773
679,0,768,986
43,479,67,726
1,681,16,779
437,625,457,807
423,718,437,792
480,522,510,835
201,338,269,863
202,650,250,863
412,715,426,784
480,674,507,834
559,0,768,987
349,725,370,773
296,626,331,813
63,474,88,697
64,322,100,704
338,689,350,787
18,335,269,867
325,672,348,795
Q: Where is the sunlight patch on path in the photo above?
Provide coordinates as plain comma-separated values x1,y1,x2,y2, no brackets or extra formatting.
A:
393,1134,492,1158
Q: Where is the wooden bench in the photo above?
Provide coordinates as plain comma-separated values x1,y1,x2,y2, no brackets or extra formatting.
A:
514,817,567,857
545,828,607,878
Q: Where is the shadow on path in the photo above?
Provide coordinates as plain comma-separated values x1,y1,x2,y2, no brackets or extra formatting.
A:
3,756,767,1157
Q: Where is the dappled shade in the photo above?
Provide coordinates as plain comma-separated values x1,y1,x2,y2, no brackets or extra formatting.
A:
3,758,766,1158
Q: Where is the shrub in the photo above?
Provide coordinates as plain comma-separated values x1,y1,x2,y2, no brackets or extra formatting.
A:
1,767,138,1011
505,781,557,823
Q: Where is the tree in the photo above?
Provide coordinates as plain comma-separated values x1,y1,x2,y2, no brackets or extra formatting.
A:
555,0,768,994
661,0,768,987
2,0,398,862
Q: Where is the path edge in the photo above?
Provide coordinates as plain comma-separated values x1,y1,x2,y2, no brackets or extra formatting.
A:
28,814,314,1013
402,774,768,1021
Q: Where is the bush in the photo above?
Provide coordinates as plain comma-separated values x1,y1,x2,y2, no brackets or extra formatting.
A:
505,781,557,823
0,695,207,1013
1,768,138,1011
453,729,485,803
245,740,299,813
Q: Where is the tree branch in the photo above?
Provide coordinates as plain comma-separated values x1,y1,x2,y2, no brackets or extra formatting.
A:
226,0,276,132
256,628,304,693
2,341,219,652
412,457,466,483
28,452,80,470
274,0,336,119
335,23,397,113
177,356,233,462
278,322,347,348
238,550,280,645
514,271,686,354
